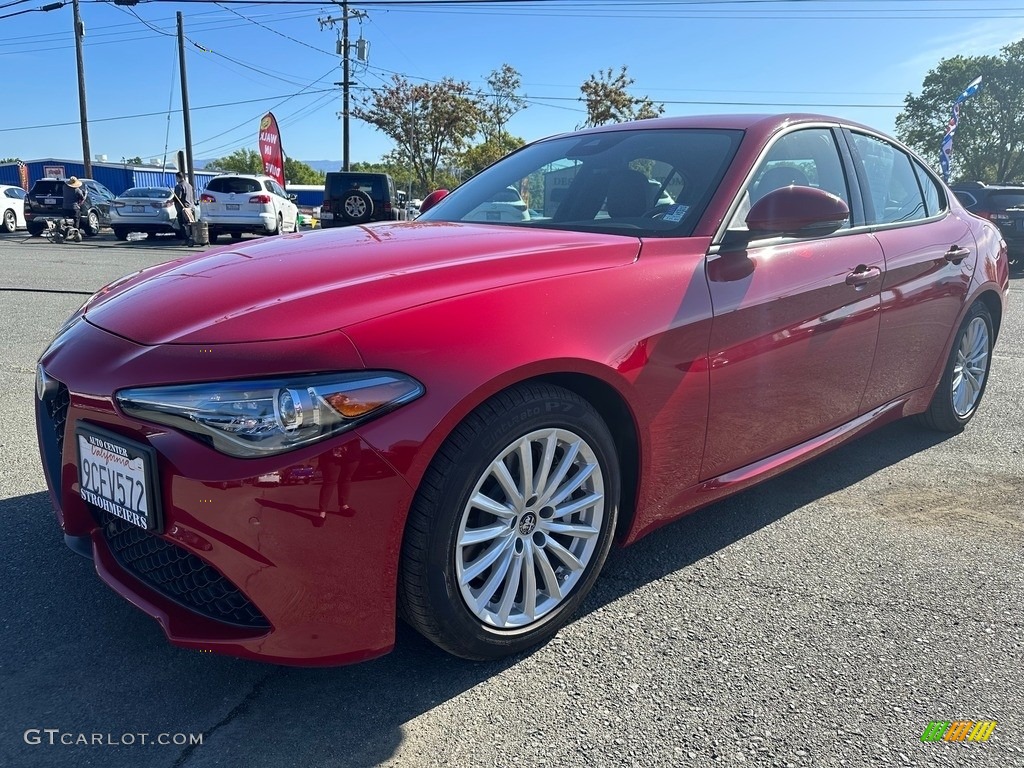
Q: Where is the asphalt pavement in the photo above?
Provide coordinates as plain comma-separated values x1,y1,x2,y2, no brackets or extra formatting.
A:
1,232,1021,768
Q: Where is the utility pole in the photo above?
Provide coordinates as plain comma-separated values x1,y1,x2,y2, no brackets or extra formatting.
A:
72,0,92,178
342,1,350,170
319,3,367,171
177,12,195,186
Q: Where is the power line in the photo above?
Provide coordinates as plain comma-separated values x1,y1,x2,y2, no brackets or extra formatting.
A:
0,88,337,133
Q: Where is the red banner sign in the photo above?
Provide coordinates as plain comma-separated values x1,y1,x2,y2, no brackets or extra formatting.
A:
258,112,285,186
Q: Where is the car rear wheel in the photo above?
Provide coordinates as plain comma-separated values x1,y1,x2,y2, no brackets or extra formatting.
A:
28,223,44,237
112,227,128,240
2,209,16,233
916,301,993,432
399,383,619,660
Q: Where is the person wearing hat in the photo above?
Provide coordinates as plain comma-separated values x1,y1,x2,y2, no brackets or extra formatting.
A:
172,172,196,246
62,177,87,228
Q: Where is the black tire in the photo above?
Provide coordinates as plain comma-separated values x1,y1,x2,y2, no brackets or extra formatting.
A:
113,227,128,241
915,302,994,432
83,209,101,237
1,208,16,233
230,232,243,242
208,231,219,244
339,190,373,224
28,223,44,238
399,382,620,660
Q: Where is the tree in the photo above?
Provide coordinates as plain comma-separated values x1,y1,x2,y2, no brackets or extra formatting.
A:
895,39,1024,183
354,75,483,191
579,66,665,128
206,148,325,184
206,148,264,174
482,64,527,146
461,134,526,178
284,159,325,185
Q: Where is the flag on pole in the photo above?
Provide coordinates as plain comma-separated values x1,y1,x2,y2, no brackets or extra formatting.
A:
940,76,982,182
258,112,286,187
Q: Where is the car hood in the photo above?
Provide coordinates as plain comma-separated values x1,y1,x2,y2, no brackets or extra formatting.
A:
84,222,641,345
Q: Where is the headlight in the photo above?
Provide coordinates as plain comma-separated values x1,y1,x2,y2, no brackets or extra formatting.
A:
116,372,424,458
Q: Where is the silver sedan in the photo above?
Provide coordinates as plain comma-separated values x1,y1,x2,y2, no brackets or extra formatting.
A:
109,187,186,241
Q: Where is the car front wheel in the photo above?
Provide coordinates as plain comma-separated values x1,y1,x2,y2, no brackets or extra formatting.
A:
2,209,16,233
916,301,994,432
399,383,620,660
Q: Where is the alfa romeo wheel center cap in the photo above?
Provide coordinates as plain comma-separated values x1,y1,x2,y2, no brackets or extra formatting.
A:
518,512,537,536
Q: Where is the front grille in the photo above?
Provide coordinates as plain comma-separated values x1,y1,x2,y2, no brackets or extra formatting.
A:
46,382,70,454
37,380,69,487
95,509,270,630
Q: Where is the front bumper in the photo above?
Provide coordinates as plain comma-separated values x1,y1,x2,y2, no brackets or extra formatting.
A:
35,320,415,665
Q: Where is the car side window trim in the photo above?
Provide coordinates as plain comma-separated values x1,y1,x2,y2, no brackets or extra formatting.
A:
842,127,946,229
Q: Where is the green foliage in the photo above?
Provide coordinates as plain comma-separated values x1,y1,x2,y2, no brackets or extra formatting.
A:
284,158,325,185
482,64,527,145
461,135,526,178
895,39,1024,183
203,148,324,184
0,157,20,163
579,66,665,128
354,74,484,191
206,148,263,174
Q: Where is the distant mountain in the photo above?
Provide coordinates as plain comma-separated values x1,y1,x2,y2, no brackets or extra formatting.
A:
300,160,343,174
196,159,341,174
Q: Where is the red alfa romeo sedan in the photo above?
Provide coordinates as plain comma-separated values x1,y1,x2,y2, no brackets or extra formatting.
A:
35,114,1009,666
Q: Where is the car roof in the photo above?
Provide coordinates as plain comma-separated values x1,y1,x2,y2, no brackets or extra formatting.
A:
210,173,274,180
538,113,877,144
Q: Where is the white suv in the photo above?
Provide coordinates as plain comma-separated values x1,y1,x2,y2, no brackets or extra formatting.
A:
198,174,299,243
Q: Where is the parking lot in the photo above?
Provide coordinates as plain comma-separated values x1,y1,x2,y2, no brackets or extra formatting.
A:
1,232,1022,768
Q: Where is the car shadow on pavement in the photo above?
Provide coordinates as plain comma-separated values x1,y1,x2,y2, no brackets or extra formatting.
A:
1,419,949,768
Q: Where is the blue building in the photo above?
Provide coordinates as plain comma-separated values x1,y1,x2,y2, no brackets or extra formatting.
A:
0,158,217,196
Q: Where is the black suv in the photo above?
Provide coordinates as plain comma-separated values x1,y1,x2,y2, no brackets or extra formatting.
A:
25,177,115,237
321,172,401,227
951,181,1024,270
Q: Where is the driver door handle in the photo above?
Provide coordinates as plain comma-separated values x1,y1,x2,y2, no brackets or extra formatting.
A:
845,265,882,289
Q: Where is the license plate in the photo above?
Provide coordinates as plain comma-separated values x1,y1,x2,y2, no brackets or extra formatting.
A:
76,424,162,532
227,204,240,210
132,205,145,213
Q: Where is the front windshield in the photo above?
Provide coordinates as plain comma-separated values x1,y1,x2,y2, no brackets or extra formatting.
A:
418,127,742,237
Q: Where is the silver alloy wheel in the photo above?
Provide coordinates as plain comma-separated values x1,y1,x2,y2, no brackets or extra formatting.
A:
2,209,15,233
344,195,367,218
455,427,606,630
952,316,990,417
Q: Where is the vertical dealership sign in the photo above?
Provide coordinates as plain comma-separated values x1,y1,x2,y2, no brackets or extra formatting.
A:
258,112,285,186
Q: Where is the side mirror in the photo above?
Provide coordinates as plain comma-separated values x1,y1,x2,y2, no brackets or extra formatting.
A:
745,185,850,238
419,189,449,215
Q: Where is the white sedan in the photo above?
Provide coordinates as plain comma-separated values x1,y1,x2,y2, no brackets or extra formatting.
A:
1,184,27,233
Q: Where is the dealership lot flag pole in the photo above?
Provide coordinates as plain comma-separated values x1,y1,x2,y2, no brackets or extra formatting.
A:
940,75,982,182
258,113,286,187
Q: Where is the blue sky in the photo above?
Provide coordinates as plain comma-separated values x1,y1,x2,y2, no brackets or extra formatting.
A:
2,0,1023,169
